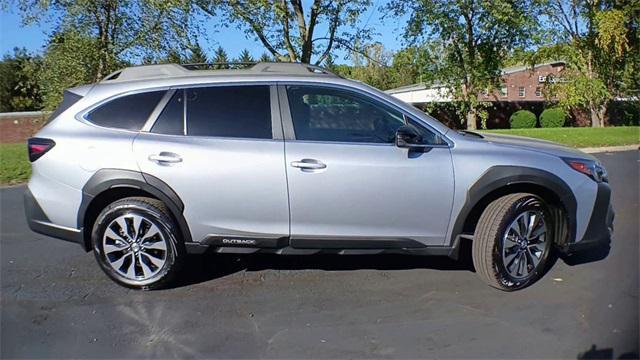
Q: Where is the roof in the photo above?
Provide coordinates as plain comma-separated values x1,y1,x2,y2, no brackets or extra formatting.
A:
501,60,565,75
385,61,566,94
101,62,339,83
384,81,445,95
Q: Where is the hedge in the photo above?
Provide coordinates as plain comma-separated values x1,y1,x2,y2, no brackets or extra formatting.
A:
510,110,537,129
540,108,566,128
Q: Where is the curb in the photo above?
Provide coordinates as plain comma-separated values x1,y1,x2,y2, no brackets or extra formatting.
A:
578,145,639,154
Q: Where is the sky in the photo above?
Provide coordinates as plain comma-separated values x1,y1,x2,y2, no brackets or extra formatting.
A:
0,2,409,64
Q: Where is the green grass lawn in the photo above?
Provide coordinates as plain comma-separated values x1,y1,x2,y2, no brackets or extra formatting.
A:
0,143,30,186
481,126,639,148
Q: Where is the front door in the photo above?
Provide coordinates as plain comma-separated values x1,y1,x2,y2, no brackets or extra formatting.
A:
133,85,289,244
281,85,454,247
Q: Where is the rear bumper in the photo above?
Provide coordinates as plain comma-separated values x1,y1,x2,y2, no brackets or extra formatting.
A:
562,182,614,254
24,188,83,245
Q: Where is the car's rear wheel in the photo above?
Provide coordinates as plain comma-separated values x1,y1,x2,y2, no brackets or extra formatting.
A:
91,197,184,290
472,193,552,291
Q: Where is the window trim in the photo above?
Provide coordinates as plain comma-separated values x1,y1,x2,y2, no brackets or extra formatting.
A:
277,82,452,148
144,82,282,141
518,86,526,97
141,89,177,132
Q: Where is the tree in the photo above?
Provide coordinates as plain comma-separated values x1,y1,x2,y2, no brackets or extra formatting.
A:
0,48,42,112
236,48,255,64
538,0,637,127
323,53,336,70
387,0,538,129
197,0,371,64
188,43,209,64
14,0,196,80
37,30,102,110
348,43,393,90
163,49,185,64
212,46,230,68
387,47,430,89
258,52,274,62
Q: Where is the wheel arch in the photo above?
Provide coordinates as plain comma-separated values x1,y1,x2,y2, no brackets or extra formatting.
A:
450,166,576,248
78,169,192,251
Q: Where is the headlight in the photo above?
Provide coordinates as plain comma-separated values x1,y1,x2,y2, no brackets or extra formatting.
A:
563,158,608,183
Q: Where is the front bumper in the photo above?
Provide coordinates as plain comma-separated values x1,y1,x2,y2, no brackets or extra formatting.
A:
563,182,614,254
24,188,83,245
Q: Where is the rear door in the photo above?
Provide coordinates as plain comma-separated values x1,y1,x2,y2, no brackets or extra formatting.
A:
133,84,290,245
280,84,455,247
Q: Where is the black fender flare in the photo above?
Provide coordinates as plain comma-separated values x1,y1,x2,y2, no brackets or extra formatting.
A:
78,169,192,248
449,165,577,245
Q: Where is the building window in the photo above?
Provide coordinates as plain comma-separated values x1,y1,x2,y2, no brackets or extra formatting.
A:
500,86,508,97
518,87,525,97
535,87,542,97
538,75,546,83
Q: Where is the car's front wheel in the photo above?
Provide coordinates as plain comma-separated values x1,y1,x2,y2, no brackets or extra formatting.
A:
91,197,184,290
472,193,553,291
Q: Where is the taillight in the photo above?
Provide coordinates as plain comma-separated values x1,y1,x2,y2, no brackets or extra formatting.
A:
27,138,56,162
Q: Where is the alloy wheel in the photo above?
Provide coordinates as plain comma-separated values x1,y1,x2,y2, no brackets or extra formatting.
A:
501,210,547,279
102,214,168,281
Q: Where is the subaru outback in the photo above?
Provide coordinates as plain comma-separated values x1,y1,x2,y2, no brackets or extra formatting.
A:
24,62,614,291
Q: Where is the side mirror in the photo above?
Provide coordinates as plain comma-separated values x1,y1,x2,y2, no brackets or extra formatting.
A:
395,124,425,149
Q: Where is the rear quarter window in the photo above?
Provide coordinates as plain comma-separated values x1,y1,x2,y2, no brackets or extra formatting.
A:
86,91,165,130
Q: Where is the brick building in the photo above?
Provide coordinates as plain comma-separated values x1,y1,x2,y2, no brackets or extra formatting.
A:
386,61,567,128
481,61,565,102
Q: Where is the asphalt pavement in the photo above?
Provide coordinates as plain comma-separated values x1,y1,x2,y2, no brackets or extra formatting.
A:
1,150,638,359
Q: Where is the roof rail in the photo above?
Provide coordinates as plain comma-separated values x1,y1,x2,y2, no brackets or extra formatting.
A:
249,62,339,77
181,62,256,70
100,61,339,83
101,64,188,82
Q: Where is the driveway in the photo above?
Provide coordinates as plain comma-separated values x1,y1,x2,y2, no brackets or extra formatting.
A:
1,151,638,358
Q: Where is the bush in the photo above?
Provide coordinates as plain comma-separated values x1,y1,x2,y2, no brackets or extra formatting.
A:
510,110,537,128
540,108,566,128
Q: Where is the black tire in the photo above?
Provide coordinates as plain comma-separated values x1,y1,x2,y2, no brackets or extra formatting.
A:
472,193,553,291
91,197,184,290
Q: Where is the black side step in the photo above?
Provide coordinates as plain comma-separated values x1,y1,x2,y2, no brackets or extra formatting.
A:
187,235,462,259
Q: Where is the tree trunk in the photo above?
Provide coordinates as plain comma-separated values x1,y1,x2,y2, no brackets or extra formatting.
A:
599,103,608,127
590,101,604,128
466,109,477,130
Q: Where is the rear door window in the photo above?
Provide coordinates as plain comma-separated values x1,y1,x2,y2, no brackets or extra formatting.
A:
86,91,165,130
186,85,272,139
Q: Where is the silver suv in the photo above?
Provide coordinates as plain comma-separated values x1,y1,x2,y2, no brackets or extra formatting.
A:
24,62,614,291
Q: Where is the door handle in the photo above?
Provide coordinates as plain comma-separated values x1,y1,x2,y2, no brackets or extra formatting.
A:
291,159,326,170
148,152,182,164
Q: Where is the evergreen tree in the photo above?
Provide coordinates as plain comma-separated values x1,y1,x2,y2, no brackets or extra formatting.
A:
236,49,255,64
188,43,209,64
258,52,273,62
164,49,184,64
213,46,230,69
